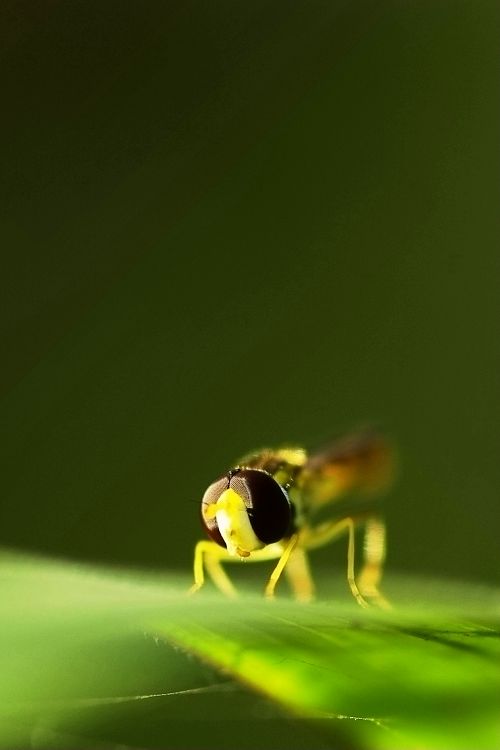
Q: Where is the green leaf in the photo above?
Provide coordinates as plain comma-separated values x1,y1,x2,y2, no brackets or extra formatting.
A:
1,551,499,749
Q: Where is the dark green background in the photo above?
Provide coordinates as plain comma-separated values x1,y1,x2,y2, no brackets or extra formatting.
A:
1,0,498,584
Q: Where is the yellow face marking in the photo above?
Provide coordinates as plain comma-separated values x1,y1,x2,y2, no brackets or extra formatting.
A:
209,487,264,558
204,504,218,520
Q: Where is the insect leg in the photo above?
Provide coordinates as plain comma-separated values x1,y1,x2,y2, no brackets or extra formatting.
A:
284,546,315,602
300,518,368,606
345,517,369,608
189,540,238,598
358,517,391,608
264,534,299,599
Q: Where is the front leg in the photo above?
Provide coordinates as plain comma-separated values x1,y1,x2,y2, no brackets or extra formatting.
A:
189,540,238,597
264,534,299,599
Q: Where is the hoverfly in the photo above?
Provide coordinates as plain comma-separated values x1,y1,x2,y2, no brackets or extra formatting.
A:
190,430,394,606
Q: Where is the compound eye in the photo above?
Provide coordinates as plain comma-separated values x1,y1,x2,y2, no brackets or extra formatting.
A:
200,475,228,548
229,469,292,544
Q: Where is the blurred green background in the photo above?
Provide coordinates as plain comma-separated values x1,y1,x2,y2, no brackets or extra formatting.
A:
1,0,498,585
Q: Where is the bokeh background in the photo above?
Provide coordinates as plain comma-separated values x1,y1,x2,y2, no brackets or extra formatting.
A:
1,0,498,586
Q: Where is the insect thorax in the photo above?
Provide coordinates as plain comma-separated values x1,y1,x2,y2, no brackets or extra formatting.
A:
235,446,309,534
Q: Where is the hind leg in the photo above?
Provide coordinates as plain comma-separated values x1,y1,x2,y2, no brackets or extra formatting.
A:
358,517,391,608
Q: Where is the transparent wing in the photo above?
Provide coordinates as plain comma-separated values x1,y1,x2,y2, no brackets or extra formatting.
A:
302,429,395,512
